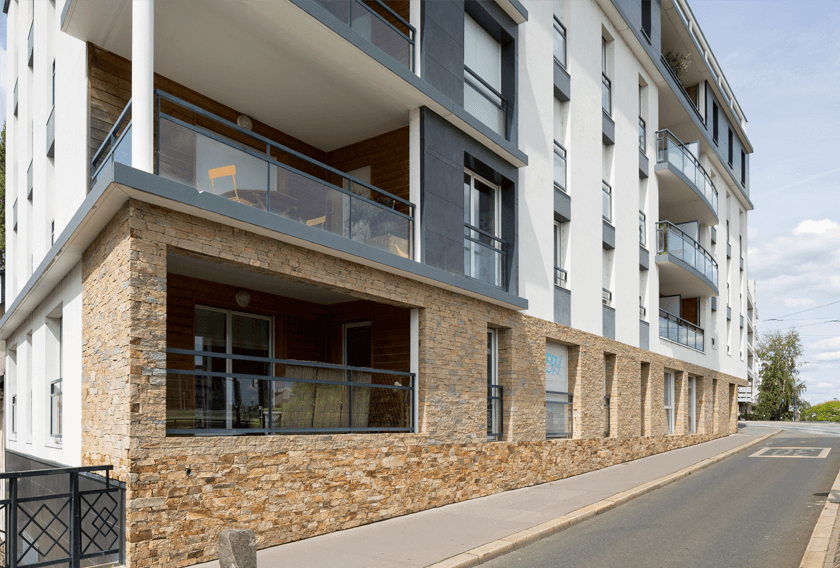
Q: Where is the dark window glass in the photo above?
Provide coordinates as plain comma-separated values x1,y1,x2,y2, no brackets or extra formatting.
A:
641,0,652,38
741,150,746,184
713,103,719,143
728,129,733,165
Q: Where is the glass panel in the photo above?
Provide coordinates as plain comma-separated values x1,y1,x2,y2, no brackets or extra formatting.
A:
464,80,505,136
50,382,62,438
668,229,682,258
231,314,271,430
546,393,572,437
553,24,566,67
350,0,412,69
602,187,611,221
602,76,612,115
191,309,228,430
113,126,132,167
554,148,567,191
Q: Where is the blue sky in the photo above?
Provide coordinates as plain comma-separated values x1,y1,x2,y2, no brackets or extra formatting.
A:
692,0,840,404
0,2,837,402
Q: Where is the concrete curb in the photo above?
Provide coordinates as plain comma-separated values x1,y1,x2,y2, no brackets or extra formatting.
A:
426,431,780,568
800,456,840,568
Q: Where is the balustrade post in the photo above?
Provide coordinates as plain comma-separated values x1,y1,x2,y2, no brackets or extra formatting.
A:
9,478,17,568
70,472,81,568
348,369,354,429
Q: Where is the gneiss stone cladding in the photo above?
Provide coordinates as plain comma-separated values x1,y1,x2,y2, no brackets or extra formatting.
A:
80,200,745,568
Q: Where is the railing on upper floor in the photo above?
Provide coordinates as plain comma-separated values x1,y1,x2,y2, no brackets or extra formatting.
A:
656,220,718,288
90,92,416,261
314,0,415,71
656,130,719,215
554,266,567,287
464,223,506,289
487,384,503,440
464,66,507,138
659,309,704,351
660,54,704,123
553,17,567,70
166,348,415,435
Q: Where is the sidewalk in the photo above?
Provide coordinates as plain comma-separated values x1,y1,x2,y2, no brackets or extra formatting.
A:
196,427,774,568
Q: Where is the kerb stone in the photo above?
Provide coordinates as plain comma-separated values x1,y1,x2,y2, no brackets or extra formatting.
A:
219,529,256,568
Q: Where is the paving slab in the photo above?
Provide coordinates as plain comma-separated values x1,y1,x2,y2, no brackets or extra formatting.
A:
194,431,768,568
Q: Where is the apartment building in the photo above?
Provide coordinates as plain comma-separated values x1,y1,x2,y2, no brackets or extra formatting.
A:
739,279,759,413
2,0,752,565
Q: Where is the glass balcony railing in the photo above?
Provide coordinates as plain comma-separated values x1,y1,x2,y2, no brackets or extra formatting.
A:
553,18,567,69
464,66,507,137
464,224,505,288
314,0,415,71
656,220,718,287
656,130,719,214
90,92,415,261
660,309,704,351
602,74,612,116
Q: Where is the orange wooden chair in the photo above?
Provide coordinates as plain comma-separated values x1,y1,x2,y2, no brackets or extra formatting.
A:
208,165,239,200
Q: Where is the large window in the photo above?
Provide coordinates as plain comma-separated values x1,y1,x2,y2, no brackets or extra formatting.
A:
554,221,567,287
602,180,612,222
464,170,503,287
11,395,16,436
487,330,502,440
664,372,675,434
602,39,612,116
50,317,63,442
546,342,572,438
464,14,505,136
689,376,697,434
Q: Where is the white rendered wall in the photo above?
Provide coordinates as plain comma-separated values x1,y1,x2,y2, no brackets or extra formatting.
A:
5,264,84,467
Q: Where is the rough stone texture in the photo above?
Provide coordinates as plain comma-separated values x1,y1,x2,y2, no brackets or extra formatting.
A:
80,200,747,568
219,529,256,568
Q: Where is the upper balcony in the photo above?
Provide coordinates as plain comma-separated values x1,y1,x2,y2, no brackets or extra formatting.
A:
656,220,718,297
92,91,414,261
655,130,718,226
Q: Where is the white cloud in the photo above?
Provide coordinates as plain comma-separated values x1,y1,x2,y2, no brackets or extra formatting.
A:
794,219,839,235
783,298,817,310
814,351,840,361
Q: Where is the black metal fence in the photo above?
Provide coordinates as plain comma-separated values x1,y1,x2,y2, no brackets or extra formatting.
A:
0,465,124,568
487,384,504,440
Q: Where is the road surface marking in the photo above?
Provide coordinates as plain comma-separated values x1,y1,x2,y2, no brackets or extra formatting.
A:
750,447,831,458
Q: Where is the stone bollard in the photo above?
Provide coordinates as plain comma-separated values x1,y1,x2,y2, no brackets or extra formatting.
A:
219,529,257,568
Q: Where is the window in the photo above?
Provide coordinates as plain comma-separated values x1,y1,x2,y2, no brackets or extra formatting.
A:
52,60,56,108
51,220,55,246
464,14,505,136
487,329,501,440
639,210,646,247
50,380,62,440
603,359,611,437
689,376,697,434
11,395,17,436
602,181,612,222
712,103,719,144
639,116,646,154
464,170,503,287
664,372,675,434
553,141,567,192
728,128,733,166
546,342,572,438
553,18,567,69
740,150,746,185
641,0,652,39
602,39,612,116
554,221,567,286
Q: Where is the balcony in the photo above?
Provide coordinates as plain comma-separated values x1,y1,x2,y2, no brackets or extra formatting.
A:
464,66,507,138
314,0,415,71
91,91,415,262
464,224,506,289
165,264,416,436
656,221,718,297
659,309,704,352
655,130,719,225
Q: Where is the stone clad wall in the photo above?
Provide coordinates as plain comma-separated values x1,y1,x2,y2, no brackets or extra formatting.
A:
81,200,746,568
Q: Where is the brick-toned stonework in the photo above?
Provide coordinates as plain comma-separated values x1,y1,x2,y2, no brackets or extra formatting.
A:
81,200,745,568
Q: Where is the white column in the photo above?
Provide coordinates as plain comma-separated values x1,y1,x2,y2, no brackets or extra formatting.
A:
132,0,154,173
410,0,421,77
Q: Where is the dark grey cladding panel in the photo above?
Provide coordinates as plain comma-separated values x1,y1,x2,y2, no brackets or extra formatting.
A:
554,189,571,223
553,60,570,102
421,107,520,294
639,245,649,270
603,221,615,250
603,305,616,340
422,0,466,105
639,320,650,350
602,112,615,146
639,149,648,178
554,286,571,327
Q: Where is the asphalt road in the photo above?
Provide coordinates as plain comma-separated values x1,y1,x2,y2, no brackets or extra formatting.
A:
482,424,840,568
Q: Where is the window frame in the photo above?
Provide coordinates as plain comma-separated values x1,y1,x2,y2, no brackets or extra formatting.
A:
50,379,63,442
602,180,613,223
728,128,733,166
487,329,501,440
554,221,567,287
664,371,675,434
464,169,503,288
639,210,647,247
553,141,567,193
712,102,719,144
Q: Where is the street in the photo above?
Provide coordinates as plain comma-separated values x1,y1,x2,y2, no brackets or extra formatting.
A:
482,423,840,568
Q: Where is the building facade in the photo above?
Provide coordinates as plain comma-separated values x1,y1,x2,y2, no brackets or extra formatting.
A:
3,0,752,565
739,279,759,413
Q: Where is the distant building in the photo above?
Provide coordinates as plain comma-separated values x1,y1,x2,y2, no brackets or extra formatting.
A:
739,279,759,413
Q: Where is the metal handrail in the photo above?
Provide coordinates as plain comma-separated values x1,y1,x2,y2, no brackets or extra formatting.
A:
660,54,705,123
656,220,718,286
362,0,416,43
156,90,414,211
655,129,719,213
464,223,504,246
0,465,113,480
91,98,132,169
464,65,507,113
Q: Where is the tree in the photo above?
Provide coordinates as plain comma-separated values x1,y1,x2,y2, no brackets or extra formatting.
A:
755,329,805,421
0,122,5,269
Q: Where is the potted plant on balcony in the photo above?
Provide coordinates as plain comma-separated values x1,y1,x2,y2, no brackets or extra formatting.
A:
664,50,692,81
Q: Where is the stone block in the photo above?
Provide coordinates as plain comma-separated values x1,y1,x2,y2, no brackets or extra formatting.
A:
219,529,256,568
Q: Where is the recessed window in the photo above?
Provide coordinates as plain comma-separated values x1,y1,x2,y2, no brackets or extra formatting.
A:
641,0,652,39
553,141,567,192
728,128,733,166
639,210,646,247
546,341,572,438
740,150,746,185
554,221,568,287
602,180,612,223
464,169,503,288
664,372,675,434
712,103,719,144
602,39,612,116
487,329,501,440
464,14,505,137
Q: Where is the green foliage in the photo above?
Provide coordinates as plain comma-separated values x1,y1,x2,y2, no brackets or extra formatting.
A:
755,329,806,421
0,122,5,269
802,401,840,422
664,50,692,80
